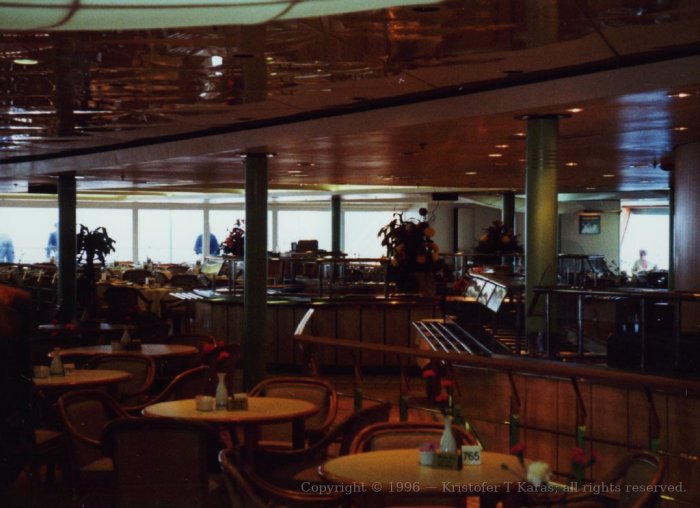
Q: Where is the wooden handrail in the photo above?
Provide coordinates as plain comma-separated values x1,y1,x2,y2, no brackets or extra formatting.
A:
293,333,700,396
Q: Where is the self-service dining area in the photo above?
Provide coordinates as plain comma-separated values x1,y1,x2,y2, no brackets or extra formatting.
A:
2,276,695,508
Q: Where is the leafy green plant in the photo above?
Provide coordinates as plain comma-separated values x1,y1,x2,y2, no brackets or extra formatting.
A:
76,225,116,267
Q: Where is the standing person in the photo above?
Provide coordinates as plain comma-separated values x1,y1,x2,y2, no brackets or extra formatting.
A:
46,224,58,260
0,233,14,263
631,249,656,275
194,233,220,256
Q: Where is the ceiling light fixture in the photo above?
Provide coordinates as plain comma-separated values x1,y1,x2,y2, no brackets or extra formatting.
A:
667,92,691,98
13,58,38,65
672,126,688,131
565,162,578,167
488,153,502,158
602,173,615,178
465,171,478,175
2,0,441,30
566,108,583,113
495,144,509,149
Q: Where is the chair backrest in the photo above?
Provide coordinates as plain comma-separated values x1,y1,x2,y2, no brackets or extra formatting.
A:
57,389,129,469
615,452,666,508
219,449,343,508
84,353,155,405
334,401,392,456
103,417,222,508
349,421,478,454
122,269,150,285
169,274,202,290
249,376,338,440
102,286,144,322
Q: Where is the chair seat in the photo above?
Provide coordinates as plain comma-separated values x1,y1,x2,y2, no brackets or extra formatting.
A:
81,456,113,473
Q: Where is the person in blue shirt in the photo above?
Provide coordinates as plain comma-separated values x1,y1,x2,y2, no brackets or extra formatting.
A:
0,233,14,263
46,224,58,259
194,233,220,256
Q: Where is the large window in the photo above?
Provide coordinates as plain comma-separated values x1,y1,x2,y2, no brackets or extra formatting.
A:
620,207,669,272
0,207,57,263
277,210,330,253
138,210,203,263
344,211,396,258
76,208,132,263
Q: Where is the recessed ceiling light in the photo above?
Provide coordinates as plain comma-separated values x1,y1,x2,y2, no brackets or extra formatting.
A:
565,162,578,167
488,153,502,158
667,92,691,98
495,144,509,149
585,187,596,190
13,58,38,65
465,171,478,175
287,170,303,174
296,162,315,167
510,132,526,138
566,108,583,113
602,173,615,178
672,126,688,131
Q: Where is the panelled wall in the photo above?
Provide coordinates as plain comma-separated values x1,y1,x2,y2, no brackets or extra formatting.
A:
193,299,438,367
456,367,699,507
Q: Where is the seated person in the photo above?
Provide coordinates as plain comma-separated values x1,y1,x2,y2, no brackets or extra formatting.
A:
630,249,656,276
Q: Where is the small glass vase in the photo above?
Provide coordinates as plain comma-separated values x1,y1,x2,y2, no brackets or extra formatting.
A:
439,415,457,454
49,348,65,376
215,373,228,409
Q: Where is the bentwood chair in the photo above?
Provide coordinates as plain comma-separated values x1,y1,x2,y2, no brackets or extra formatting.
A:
123,365,216,415
219,449,344,508
348,421,480,508
57,390,131,503
254,401,392,489
103,417,227,508
523,451,666,508
248,377,338,448
84,352,156,406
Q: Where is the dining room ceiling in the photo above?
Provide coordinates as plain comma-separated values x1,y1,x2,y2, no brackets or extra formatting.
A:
1,0,699,201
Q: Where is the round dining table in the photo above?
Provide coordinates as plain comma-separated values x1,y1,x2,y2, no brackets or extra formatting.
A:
142,397,318,460
319,449,530,508
33,369,132,390
50,343,198,359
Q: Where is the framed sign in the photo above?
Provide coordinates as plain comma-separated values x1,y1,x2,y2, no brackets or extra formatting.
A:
579,215,601,235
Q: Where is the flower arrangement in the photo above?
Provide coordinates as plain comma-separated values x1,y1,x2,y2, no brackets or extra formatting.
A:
476,219,522,254
220,219,245,256
378,208,440,271
571,425,599,485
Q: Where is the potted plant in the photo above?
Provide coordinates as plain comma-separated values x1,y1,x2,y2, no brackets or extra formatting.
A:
76,225,116,318
377,208,440,294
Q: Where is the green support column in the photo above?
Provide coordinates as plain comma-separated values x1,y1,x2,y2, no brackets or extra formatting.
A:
502,192,516,232
57,173,77,323
331,195,342,282
331,195,342,254
243,152,268,390
524,116,561,342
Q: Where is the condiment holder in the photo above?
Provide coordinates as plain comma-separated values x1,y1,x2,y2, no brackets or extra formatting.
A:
227,393,248,410
195,395,215,412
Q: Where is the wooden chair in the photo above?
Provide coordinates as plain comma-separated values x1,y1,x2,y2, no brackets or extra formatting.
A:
348,421,480,508
219,449,344,508
254,401,392,488
103,417,226,508
123,365,217,414
523,451,666,508
349,420,478,453
84,353,156,406
121,269,150,285
57,390,131,503
248,376,338,448
102,286,152,323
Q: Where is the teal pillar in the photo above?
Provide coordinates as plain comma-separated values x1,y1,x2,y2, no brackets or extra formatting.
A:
331,195,342,254
524,116,561,338
57,173,77,323
502,192,516,232
243,152,268,390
